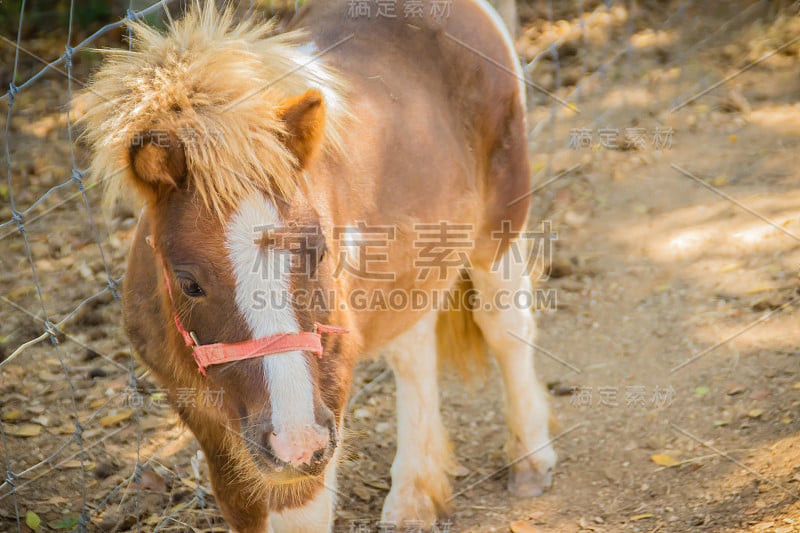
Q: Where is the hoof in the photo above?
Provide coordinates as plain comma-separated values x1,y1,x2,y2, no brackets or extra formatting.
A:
508,460,553,497
381,484,441,529
507,444,556,498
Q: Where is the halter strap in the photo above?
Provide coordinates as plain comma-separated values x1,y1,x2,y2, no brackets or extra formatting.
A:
147,235,347,376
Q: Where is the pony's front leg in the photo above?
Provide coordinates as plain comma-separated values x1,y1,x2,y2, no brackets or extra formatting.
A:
381,311,455,527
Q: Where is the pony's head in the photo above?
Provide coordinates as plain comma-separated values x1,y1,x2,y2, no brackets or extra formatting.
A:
79,5,352,486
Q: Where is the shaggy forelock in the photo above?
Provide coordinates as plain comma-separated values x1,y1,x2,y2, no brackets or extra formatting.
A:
78,2,348,218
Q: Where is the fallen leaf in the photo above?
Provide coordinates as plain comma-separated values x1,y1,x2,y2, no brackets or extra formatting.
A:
630,513,653,521
745,284,772,295
89,398,107,410
139,415,174,431
712,175,728,187
694,386,709,397
37,371,63,382
747,409,765,419
30,415,50,427
749,390,770,401
48,516,79,530
353,485,372,502
651,454,680,467
132,469,167,492
6,424,42,437
726,383,746,395
99,409,134,427
150,391,168,403
509,521,541,533
26,510,41,531
58,460,95,470
654,283,671,293
2,409,24,422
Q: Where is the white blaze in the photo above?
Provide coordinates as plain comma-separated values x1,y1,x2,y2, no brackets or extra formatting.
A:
226,195,316,436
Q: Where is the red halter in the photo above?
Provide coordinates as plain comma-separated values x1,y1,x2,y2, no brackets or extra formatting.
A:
146,236,347,376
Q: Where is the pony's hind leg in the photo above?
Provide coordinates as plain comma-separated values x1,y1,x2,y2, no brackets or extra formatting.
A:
381,310,455,527
469,242,557,497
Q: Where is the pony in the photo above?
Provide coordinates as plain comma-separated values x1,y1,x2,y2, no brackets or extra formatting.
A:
78,1,556,531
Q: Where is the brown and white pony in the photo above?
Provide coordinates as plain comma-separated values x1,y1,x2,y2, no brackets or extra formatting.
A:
79,1,555,531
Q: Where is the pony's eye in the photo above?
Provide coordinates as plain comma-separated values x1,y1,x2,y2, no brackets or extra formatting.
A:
177,275,205,297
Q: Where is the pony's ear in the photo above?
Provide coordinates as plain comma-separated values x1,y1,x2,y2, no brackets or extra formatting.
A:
276,89,326,169
129,131,187,196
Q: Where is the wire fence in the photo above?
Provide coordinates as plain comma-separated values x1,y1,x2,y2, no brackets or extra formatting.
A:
0,0,795,531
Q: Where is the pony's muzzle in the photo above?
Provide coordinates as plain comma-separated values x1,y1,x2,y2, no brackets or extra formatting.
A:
249,409,337,478
268,423,332,468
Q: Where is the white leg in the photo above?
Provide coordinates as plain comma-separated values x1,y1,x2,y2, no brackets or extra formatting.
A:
470,244,557,496
381,311,454,527
268,451,339,533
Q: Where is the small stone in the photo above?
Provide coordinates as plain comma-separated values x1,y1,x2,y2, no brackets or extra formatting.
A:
549,383,576,396
95,462,116,480
88,368,107,379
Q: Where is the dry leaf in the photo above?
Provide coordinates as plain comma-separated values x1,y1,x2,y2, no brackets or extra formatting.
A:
58,460,95,470
749,390,770,401
89,397,107,410
2,409,24,422
745,284,772,295
651,454,680,467
37,371,63,382
6,424,42,437
133,469,167,492
747,409,764,419
99,409,134,427
26,510,41,530
725,383,746,396
509,521,541,533
630,513,653,521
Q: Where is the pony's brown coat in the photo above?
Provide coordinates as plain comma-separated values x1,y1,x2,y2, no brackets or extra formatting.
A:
79,1,535,530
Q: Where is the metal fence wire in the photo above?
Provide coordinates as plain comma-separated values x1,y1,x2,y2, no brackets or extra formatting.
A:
0,0,794,531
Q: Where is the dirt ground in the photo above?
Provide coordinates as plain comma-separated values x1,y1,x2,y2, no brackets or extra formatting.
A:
2,1,800,532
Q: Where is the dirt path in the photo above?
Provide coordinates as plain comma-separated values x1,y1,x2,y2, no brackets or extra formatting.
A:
340,3,800,531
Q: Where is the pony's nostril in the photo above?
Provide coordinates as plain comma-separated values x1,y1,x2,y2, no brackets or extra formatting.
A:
268,425,331,467
312,447,326,464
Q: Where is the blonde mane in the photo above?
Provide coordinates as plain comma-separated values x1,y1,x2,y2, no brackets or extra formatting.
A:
79,3,349,217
